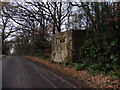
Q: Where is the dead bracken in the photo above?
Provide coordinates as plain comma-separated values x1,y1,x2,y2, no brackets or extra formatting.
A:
25,56,119,89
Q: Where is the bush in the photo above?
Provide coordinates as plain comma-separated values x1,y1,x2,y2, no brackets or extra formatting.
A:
78,28,119,77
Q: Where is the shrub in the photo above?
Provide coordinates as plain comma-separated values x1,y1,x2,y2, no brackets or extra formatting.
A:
78,28,119,77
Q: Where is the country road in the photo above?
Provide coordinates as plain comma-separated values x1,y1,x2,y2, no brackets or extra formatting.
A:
2,56,80,88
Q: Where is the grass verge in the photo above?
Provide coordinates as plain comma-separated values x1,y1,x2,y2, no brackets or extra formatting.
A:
25,56,119,88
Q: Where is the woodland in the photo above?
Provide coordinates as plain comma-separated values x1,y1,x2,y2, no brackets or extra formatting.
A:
0,1,119,77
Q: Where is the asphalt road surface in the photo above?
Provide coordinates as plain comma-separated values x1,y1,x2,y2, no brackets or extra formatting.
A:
2,56,79,88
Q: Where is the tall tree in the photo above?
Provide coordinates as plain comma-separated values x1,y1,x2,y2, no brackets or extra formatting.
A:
0,2,16,54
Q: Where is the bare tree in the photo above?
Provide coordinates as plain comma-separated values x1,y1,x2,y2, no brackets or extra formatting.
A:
0,2,16,54
25,2,71,34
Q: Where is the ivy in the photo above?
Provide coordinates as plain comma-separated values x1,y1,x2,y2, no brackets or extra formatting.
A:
77,27,119,77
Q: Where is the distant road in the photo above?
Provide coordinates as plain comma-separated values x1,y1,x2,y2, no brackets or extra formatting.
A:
2,56,78,88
